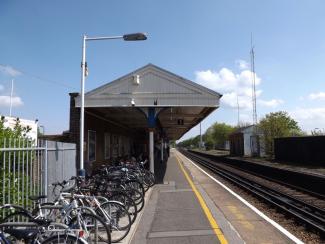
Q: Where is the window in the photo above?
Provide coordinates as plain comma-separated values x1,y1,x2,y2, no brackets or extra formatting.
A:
88,130,96,162
104,133,110,159
112,134,119,158
119,136,124,157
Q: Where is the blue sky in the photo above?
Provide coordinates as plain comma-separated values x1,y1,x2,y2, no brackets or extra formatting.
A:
0,0,325,139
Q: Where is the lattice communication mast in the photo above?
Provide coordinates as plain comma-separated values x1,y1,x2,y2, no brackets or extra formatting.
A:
250,38,258,127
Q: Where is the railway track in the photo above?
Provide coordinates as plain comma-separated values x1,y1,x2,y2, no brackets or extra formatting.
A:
180,149,325,236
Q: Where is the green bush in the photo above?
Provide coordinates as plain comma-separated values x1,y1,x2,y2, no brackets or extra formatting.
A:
0,117,36,207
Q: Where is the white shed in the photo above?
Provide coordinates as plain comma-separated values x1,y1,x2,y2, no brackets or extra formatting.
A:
229,125,265,157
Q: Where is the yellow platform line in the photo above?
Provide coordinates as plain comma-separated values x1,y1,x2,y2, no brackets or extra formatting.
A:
176,155,228,244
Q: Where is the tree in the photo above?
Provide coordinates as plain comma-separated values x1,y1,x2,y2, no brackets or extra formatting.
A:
207,122,235,149
311,128,325,136
258,111,302,156
170,140,176,148
177,135,200,149
203,126,214,150
0,117,33,206
177,122,235,150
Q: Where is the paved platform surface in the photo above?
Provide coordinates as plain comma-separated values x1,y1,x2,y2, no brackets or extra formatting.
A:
131,149,294,244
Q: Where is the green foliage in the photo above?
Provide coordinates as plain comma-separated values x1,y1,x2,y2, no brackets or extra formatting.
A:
177,135,201,148
258,111,302,156
0,117,32,142
311,128,325,136
0,169,33,207
0,117,35,206
177,122,235,150
170,140,176,148
208,122,235,149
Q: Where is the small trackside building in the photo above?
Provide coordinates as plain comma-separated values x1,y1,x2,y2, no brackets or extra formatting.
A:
68,64,222,176
229,125,265,157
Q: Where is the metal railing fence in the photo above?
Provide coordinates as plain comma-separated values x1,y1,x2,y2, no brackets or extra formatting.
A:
0,139,76,212
0,138,44,209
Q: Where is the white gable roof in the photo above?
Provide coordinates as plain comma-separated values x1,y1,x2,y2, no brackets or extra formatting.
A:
75,64,221,107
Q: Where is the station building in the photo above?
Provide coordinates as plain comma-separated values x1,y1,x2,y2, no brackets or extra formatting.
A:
68,64,221,179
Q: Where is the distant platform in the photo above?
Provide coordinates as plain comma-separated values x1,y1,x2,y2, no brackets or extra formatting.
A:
194,149,325,177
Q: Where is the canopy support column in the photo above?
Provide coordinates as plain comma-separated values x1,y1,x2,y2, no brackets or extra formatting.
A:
161,138,164,162
147,107,156,174
149,130,154,173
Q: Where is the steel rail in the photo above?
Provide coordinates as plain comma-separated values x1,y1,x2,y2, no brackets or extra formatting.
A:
181,150,325,236
189,152,325,214
190,150,325,198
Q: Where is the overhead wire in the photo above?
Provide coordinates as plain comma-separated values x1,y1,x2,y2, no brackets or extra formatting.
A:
0,63,78,90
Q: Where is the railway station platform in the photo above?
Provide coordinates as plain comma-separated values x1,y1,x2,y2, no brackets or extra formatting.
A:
130,149,294,244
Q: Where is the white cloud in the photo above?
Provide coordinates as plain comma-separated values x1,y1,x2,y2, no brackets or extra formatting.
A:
0,96,23,107
0,85,4,91
195,66,282,110
195,67,261,93
0,65,22,77
290,107,325,120
308,92,325,101
236,59,249,70
290,107,325,132
258,99,284,108
239,113,251,122
221,92,253,109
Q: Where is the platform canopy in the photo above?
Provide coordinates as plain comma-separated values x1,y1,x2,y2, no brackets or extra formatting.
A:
75,64,222,140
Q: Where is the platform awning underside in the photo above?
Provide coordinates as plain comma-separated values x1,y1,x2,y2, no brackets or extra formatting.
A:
75,64,221,140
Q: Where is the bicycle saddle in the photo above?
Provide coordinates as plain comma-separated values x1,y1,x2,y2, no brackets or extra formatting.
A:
4,228,38,241
29,195,47,201
32,218,52,226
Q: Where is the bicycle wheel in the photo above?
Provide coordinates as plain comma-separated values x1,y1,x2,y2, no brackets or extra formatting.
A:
125,180,145,200
143,170,155,187
0,211,33,223
124,188,145,212
97,201,131,243
124,180,145,212
70,212,111,244
42,233,86,243
107,192,137,225
32,202,56,221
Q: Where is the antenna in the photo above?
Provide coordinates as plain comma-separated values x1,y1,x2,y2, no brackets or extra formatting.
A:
250,34,258,128
9,79,14,117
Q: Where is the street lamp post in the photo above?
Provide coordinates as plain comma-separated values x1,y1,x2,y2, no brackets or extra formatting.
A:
79,33,147,177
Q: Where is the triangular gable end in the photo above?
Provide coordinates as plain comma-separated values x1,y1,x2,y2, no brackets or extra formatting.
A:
75,64,221,107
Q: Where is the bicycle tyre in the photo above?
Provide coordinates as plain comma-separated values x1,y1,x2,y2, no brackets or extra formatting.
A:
107,192,137,225
69,212,111,244
0,211,33,223
97,201,131,243
41,233,86,243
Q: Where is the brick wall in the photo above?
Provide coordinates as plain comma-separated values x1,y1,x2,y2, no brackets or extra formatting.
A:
69,92,80,169
68,92,148,171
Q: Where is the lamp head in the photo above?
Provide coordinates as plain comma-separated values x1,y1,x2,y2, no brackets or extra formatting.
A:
123,33,147,41
131,98,135,106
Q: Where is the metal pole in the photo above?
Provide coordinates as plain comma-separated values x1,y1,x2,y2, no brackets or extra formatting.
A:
79,35,86,177
161,138,163,162
200,122,202,149
9,79,14,117
44,141,48,198
149,131,154,174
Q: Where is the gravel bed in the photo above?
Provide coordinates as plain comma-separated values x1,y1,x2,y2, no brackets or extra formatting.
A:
201,165,324,244
208,159,325,210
